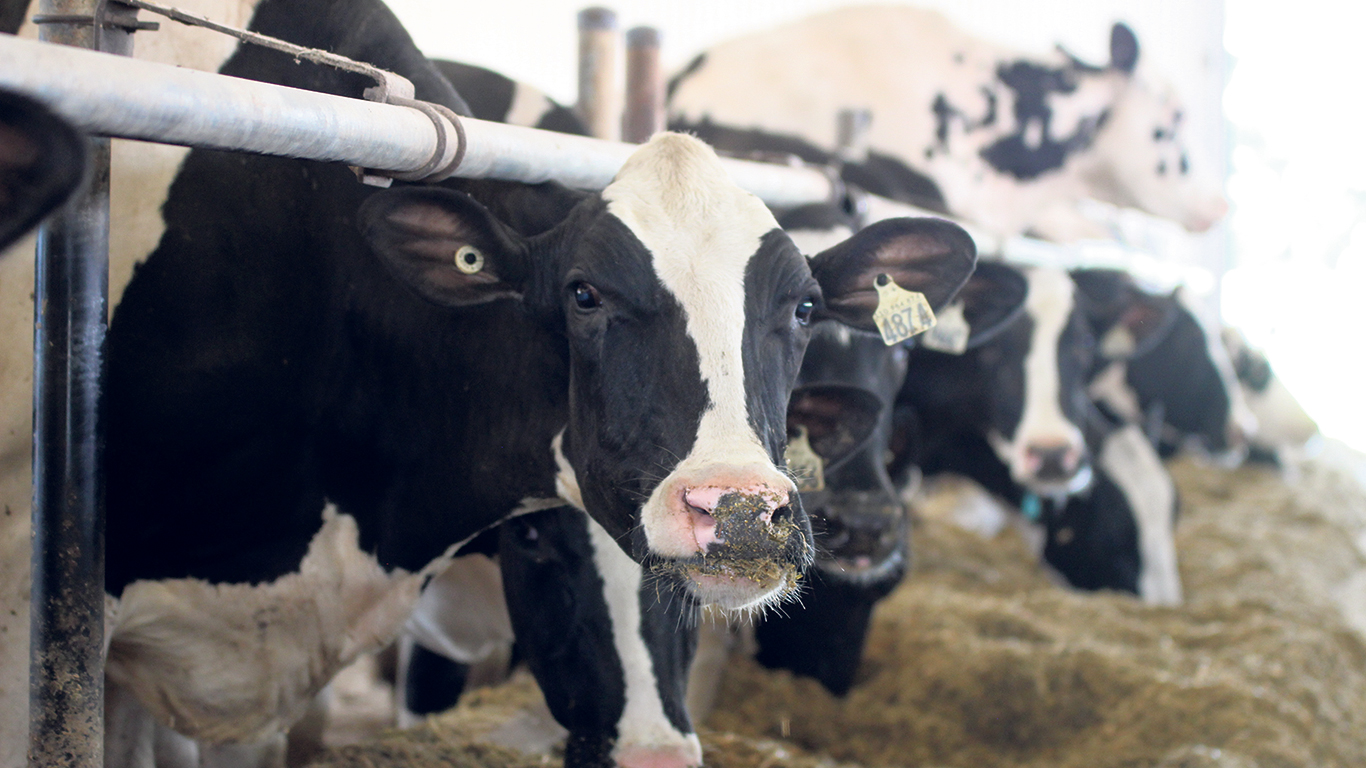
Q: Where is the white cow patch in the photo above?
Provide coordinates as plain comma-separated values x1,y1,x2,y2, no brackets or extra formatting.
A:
503,81,557,128
586,515,703,768
1099,425,1182,606
1087,360,1141,423
603,134,796,559
103,506,469,744
988,267,1087,490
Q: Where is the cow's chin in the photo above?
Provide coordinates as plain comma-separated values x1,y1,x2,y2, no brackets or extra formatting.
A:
667,560,801,614
1020,462,1095,499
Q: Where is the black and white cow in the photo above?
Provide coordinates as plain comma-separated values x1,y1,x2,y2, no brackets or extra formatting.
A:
893,266,1183,605
735,205,1027,696
1074,268,1254,460
0,89,86,251
97,3,980,766
668,6,1227,241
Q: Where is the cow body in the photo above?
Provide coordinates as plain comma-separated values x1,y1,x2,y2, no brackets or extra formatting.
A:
669,5,1226,241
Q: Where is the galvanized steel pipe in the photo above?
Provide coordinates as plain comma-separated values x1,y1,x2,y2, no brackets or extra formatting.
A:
0,34,833,207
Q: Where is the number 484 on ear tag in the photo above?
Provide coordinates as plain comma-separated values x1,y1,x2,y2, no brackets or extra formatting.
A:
872,273,936,346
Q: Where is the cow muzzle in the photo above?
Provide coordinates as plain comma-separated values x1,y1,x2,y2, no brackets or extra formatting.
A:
1014,439,1092,496
644,467,812,611
808,493,907,581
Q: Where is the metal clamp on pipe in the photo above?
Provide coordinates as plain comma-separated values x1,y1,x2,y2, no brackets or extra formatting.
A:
353,78,466,187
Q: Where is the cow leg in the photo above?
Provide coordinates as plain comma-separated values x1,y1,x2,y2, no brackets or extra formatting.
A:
683,612,735,723
105,679,156,768
395,634,470,727
198,734,286,768
284,687,330,767
500,507,701,768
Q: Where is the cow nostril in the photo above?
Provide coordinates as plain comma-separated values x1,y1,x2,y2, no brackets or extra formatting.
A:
771,504,794,525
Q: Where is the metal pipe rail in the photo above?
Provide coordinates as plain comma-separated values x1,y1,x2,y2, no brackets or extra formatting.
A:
0,34,835,207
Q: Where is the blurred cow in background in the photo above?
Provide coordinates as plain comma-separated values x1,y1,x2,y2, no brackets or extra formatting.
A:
669,6,1227,242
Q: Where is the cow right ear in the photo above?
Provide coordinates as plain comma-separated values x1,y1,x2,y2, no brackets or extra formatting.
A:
1071,268,1179,359
787,384,883,469
359,186,530,307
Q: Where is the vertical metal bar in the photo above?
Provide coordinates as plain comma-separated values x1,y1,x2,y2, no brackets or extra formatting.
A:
30,3,132,766
835,108,873,164
576,6,620,141
622,26,662,144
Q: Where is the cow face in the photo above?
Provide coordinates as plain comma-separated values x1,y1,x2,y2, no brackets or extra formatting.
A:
1080,26,1227,233
0,89,87,251
976,267,1094,495
360,133,976,612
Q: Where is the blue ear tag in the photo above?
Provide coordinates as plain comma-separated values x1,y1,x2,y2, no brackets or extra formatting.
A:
1020,492,1042,521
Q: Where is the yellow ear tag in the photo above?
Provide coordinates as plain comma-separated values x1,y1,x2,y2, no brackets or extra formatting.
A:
871,273,936,346
921,300,970,354
785,425,825,493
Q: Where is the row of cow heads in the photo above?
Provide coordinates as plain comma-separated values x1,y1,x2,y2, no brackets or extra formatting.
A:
359,133,978,612
906,264,1249,499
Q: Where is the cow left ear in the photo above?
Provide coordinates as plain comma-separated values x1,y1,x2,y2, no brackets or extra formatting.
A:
1072,268,1178,359
1110,22,1140,75
808,217,976,332
359,186,530,307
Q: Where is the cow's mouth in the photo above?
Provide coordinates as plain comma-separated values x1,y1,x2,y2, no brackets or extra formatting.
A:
654,556,802,612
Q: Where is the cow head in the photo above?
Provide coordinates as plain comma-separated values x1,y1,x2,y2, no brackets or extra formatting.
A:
359,133,976,611
1078,24,1228,232
0,90,87,251
973,267,1094,495
1073,269,1253,458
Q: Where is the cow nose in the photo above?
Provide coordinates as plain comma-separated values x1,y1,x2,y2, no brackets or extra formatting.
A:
1026,443,1080,481
683,484,790,554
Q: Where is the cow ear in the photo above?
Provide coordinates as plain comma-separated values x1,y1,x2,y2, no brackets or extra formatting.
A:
1110,22,1139,75
955,261,1029,349
787,384,883,469
359,186,530,307
1072,268,1178,359
808,217,976,332
0,91,87,252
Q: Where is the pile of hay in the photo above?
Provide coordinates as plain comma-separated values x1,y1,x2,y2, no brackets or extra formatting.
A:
310,448,1366,768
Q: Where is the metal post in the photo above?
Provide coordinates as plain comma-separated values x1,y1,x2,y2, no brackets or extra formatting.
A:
622,26,662,144
29,2,133,766
835,108,873,164
576,7,619,141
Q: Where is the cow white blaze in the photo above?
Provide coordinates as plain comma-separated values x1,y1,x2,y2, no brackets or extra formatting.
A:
988,267,1089,493
602,134,800,610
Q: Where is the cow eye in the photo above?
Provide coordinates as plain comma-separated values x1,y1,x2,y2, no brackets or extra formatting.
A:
795,297,816,326
572,282,601,310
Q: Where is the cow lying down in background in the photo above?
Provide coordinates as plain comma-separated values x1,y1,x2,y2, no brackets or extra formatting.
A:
668,5,1227,242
